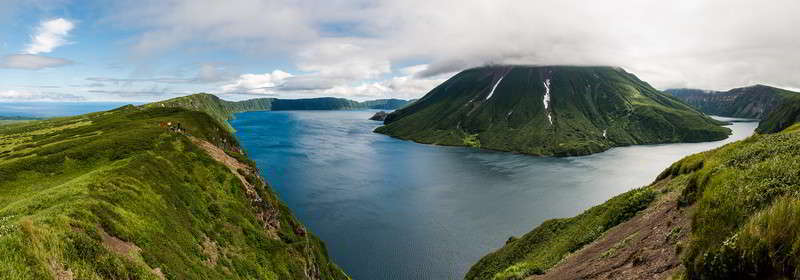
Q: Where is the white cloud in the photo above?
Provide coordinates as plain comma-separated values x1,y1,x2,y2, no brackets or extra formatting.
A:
295,42,391,80
220,64,450,100
220,70,293,94
318,64,450,99
25,18,74,54
110,0,800,93
0,90,33,99
0,89,84,101
0,54,73,69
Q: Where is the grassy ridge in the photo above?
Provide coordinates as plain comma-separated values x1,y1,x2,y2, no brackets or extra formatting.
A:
467,121,800,279
465,186,659,280
663,126,800,279
0,105,348,279
376,66,730,156
143,93,274,132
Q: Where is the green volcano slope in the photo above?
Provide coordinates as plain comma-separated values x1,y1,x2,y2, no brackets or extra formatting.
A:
0,105,348,279
376,66,730,156
467,123,800,280
666,85,800,119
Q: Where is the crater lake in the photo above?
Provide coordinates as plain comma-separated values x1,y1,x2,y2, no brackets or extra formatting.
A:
230,111,756,280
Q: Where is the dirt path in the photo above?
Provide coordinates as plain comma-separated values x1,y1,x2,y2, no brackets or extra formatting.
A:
530,179,690,280
189,136,281,238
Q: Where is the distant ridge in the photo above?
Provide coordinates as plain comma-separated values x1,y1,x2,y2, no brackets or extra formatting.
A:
143,93,411,132
665,84,800,119
756,98,800,133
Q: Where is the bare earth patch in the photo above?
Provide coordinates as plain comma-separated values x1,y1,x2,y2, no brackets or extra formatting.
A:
190,137,281,238
201,236,220,267
49,259,74,280
98,227,142,261
530,179,691,280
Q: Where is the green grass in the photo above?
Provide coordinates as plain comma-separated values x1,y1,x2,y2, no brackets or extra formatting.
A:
465,184,658,280
468,122,800,280
377,65,731,157
0,106,348,279
659,127,800,279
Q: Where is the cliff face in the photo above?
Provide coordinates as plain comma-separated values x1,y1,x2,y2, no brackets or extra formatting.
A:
665,85,800,119
756,99,800,133
376,65,730,156
0,105,349,279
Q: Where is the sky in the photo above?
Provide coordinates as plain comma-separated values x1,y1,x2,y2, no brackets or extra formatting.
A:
1,0,799,102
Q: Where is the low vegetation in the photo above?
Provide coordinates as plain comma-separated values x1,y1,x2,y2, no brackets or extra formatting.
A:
664,125,800,279
468,116,800,279
0,116,41,126
0,105,348,279
466,186,657,280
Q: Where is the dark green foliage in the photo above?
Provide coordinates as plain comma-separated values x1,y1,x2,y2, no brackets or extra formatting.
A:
665,85,800,120
756,99,800,134
667,131,800,280
465,187,657,280
612,127,800,279
377,65,731,157
469,127,800,280
0,105,348,279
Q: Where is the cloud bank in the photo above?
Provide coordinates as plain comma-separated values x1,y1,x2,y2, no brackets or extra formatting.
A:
0,54,73,70
1,18,75,70
113,0,800,94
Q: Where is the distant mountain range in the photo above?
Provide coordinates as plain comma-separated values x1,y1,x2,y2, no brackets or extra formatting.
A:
145,93,411,132
664,85,800,119
375,65,731,156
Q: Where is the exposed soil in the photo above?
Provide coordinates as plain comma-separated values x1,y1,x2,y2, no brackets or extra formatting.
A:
98,227,142,261
530,179,690,280
201,236,220,267
49,259,74,280
190,137,281,238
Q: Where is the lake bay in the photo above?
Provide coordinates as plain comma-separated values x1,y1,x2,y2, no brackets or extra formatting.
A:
230,111,756,280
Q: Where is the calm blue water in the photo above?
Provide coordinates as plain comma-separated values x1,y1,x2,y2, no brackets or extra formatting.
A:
230,111,757,280
0,102,136,117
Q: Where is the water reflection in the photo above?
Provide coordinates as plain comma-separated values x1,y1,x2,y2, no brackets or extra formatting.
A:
231,111,757,280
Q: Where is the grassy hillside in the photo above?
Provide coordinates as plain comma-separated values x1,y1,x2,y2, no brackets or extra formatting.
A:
376,65,730,156
467,121,800,280
665,85,800,119
0,116,42,126
148,93,410,132
0,105,348,279
143,93,274,132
